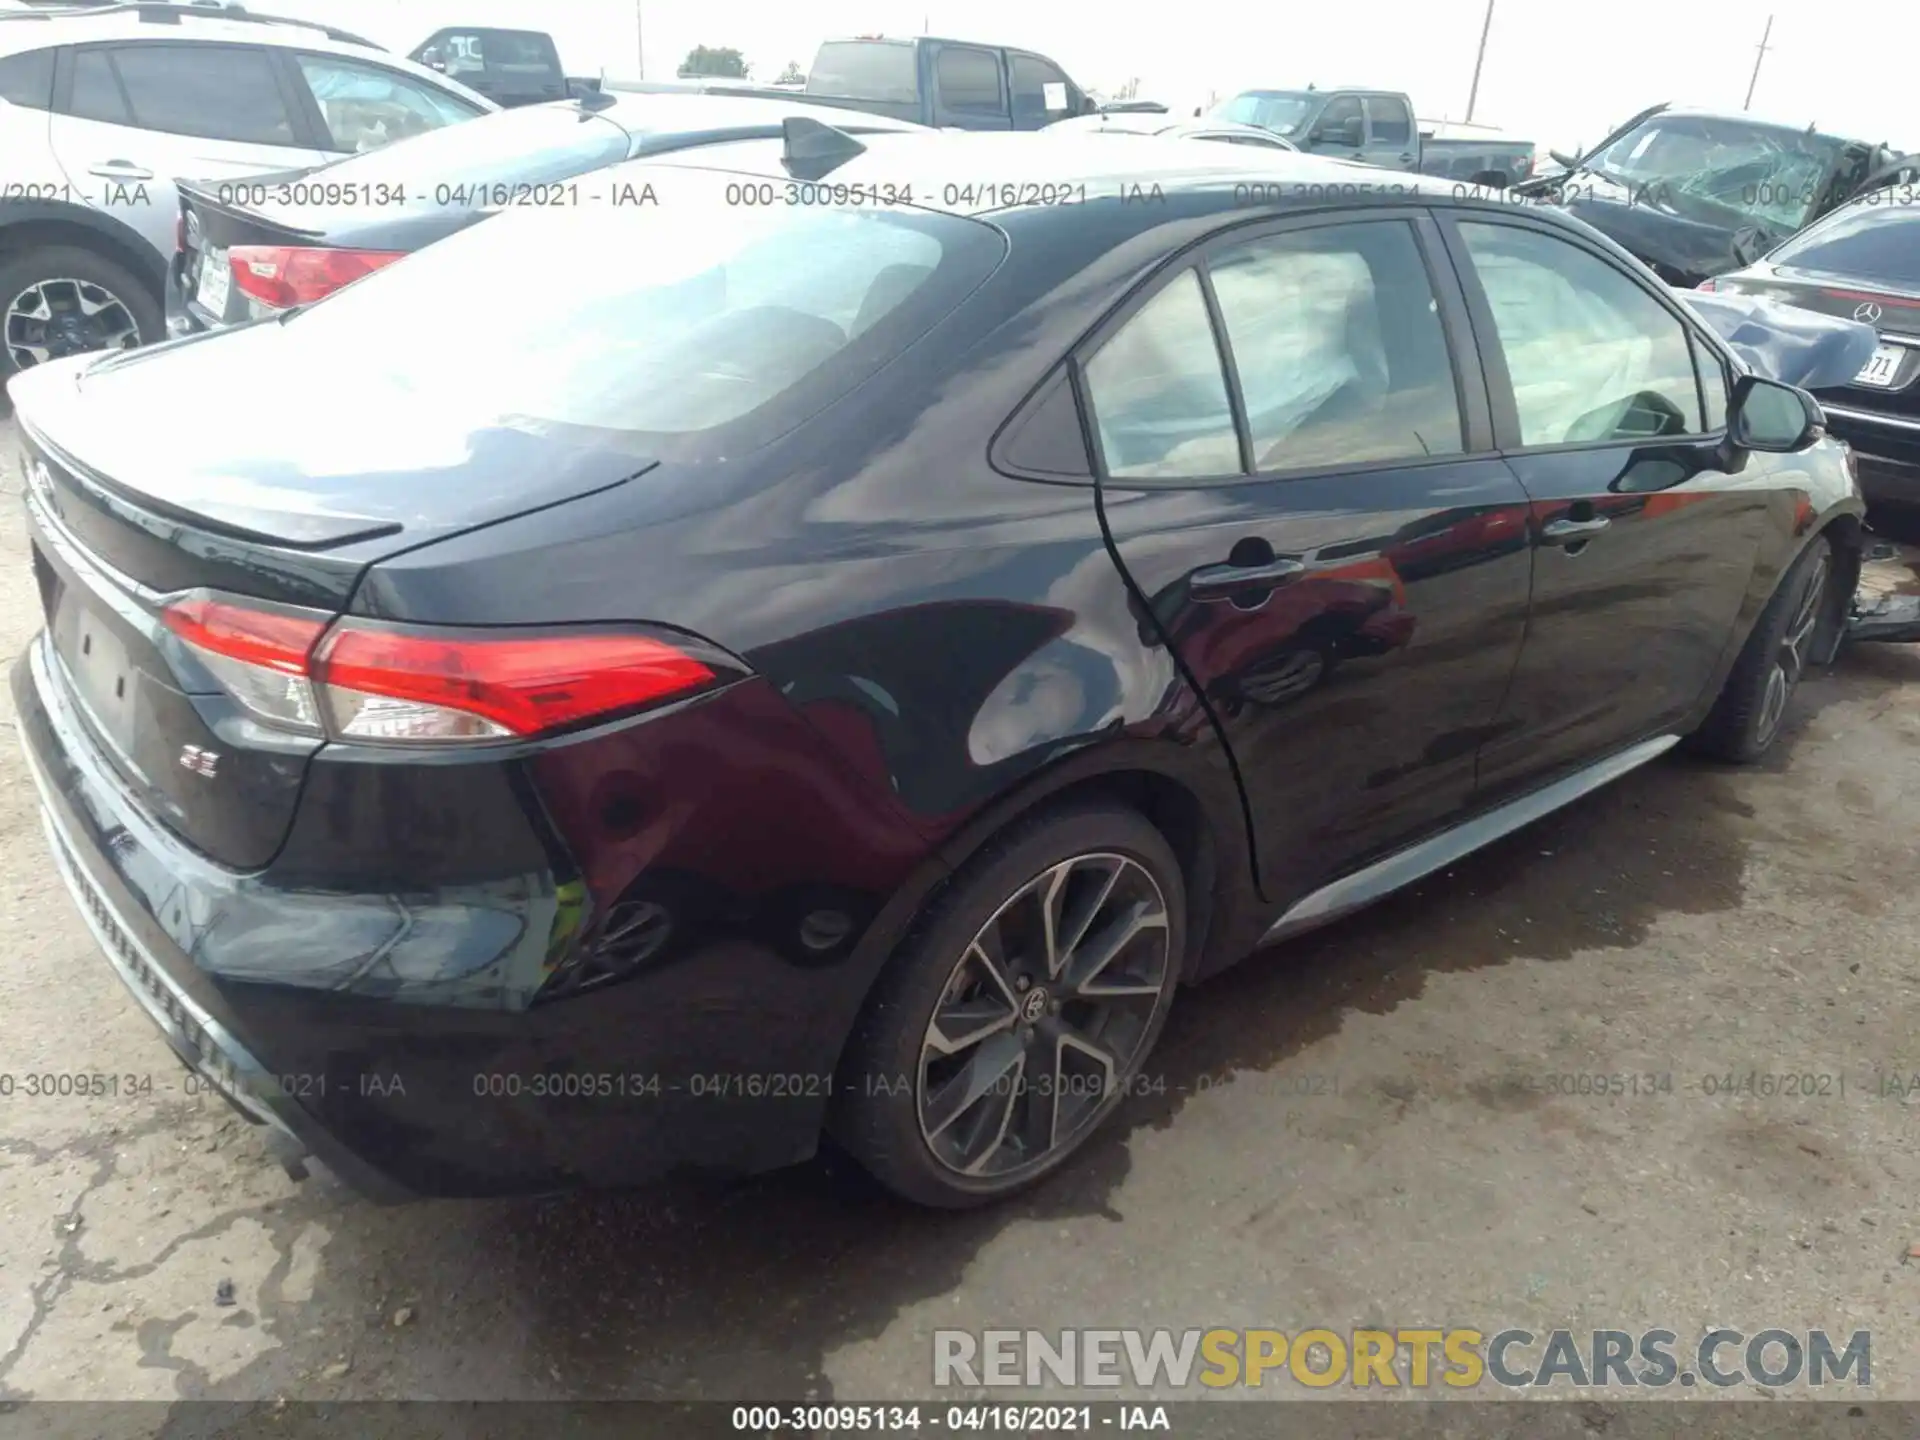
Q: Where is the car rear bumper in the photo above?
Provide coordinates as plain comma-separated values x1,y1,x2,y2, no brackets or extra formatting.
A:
12,632,886,1201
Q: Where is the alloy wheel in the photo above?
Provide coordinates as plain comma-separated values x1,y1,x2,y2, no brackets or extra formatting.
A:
4,278,142,370
916,852,1173,1180
1757,547,1829,745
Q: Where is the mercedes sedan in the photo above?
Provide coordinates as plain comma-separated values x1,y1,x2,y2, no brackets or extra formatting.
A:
7,128,1864,1207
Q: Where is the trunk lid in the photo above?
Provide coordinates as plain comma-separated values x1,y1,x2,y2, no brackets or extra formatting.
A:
10,351,651,871
1718,270,1920,416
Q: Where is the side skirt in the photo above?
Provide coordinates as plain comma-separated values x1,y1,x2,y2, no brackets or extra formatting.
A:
1256,734,1681,948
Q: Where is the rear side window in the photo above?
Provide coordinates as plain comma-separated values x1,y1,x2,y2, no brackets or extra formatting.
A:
85,44,296,145
1210,221,1463,470
1366,95,1412,146
935,47,1003,113
1084,270,1239,479
0,47,56,111
69,49,132,126
1764,191,1920,290
1010,54,1071,124
295,54,482,153
258,171,1005,456
808,42,918,104
1460,221,1706,445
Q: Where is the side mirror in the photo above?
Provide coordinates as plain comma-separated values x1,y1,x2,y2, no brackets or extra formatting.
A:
1727,374,1822,454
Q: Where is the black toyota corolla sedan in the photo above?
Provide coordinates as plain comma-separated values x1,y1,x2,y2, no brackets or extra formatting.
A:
7,127,1864,1208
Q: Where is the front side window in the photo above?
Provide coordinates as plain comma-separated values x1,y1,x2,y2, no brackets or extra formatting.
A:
101,43,296,145
1210,221,1463,470
1460,221,1705,446
935,47,1002,112
1316,95,1363,141
1010,54,1070,123
1085,270,1239,479
295,54,482,153
808,42,918,104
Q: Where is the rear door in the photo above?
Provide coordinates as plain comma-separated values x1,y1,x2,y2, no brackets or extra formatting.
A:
1080,210,1534,904
1435,212,1772,798
1362,94,1417,171
47,40,330,260
929,43,1011,130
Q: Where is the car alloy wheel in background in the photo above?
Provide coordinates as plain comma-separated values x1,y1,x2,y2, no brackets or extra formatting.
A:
4,277,142,370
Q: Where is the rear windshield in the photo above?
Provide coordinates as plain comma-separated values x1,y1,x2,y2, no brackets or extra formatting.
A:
269,164,1004,454
249,104,630,222
809,42,919,104
1216,92,1314,135
1765,189,1920,289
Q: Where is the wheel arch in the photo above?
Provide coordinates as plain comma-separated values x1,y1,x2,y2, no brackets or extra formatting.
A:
819,741,1262,1125
0,200,169,301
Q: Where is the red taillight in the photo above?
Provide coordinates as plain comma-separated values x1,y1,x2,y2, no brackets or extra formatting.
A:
1696,278,1719,291
313,627,718,742
160,594,725,745
226,245,405,310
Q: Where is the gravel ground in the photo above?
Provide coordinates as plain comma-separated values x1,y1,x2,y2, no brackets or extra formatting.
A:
0,417,1917,1422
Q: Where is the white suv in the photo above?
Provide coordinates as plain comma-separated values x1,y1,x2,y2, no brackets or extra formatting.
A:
0,1,494,402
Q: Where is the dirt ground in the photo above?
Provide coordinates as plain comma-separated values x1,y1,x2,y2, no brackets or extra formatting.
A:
1,416,1917,1422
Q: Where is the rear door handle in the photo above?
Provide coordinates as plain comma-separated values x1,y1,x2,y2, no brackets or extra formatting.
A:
1190,557,1306,602
1541,515,1611,544
88,161,155,180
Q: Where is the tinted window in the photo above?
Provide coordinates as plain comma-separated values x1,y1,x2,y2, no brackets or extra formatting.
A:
1764,190,1920,289
1318,95,1363,138
1461,221,1705,445
0,47,55,111
935,47,1002,112
68,49,132,126
1085,269,1239,479
296,54,481,153
106,44,295,145
1010,54,1070,123
259,170,1002,453
1366,95,1412,145
1212,222,1463,470
808,42,918,104
1692,332,1729,431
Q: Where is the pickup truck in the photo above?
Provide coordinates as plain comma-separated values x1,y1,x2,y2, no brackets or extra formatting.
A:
1211,87,1537,188
409,26,603,108
610,36,1099,131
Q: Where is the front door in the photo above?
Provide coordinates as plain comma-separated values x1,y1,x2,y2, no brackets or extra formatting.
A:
1362,95,1417,171
1437,213,1773,798
1082,212,1534,904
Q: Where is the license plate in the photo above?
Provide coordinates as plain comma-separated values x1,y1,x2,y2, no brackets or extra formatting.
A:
56,605,141,755
196,248,231,316
1853,344,1904,388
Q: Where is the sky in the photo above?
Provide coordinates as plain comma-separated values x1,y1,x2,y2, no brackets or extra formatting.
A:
308,0,1917,156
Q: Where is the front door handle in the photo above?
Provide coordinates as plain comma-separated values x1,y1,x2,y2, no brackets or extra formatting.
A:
1541,515,1611,544
1190,556,1306,602
1398,152,1415,165
88,161,155,180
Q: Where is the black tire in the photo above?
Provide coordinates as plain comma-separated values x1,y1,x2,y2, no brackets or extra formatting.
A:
0,244,162,413
1687,534,1835,762
831,802,1187,1209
